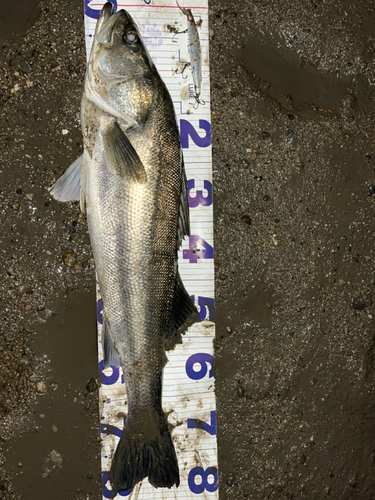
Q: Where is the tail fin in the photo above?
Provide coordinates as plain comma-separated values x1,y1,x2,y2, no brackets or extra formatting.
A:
110,407,179,496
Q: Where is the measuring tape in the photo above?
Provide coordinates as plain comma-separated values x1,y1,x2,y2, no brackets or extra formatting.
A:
83,1,217,498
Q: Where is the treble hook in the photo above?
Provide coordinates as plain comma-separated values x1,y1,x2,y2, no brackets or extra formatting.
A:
171,28,188,42
175,62,190,79
192,95,205,109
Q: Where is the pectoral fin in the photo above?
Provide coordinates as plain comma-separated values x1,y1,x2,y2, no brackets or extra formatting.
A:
49,154,83,202
80,151,90,214
101,120,147,184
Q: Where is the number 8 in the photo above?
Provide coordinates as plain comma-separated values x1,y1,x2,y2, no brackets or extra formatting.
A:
188,466,219,494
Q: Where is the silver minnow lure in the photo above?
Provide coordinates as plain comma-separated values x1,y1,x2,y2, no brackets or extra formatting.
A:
176,0,202,101
49,2,197,496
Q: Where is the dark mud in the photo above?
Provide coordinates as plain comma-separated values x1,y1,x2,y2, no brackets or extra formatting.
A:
211,0,375,498
0,0,101,497
0,0,375,499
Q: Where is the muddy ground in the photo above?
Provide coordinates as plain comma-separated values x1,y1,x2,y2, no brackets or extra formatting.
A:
0,0,375,499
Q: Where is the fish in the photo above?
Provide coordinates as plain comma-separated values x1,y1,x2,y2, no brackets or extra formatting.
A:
49,2,198,495
176,0,202,104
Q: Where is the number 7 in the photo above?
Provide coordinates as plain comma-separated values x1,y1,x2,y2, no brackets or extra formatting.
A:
187,410,217,435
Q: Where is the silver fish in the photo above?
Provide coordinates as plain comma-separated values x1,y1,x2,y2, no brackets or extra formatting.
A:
49,2,197,495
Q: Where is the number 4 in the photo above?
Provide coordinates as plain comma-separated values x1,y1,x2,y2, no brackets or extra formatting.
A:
183,235,214,264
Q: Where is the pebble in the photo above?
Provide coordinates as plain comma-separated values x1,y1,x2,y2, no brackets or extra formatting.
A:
237,384,244,397
241,215,252,225
11,55,32,74
63,252,77,267
299,453,306,464
52,425,58,432
263,195,269,201
348,476,357,487
50,450,62,465
226,326,232,334
36,381,46,393
352,294,373,310
226,475,234,487
9,201,20,210
44,309,55,319
261,131,271,140
86,377,98,393
254,175,262,181
367,185,375,196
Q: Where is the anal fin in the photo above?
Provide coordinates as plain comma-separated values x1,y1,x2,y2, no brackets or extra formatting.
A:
102,319,121,369
165,269,199,350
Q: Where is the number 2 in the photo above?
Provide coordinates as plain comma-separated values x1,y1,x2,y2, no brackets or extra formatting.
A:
180,119,211,148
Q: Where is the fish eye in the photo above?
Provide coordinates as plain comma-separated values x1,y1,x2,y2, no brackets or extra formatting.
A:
125,31,138,43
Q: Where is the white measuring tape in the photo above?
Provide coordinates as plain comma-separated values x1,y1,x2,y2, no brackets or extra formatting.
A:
83,1,217,498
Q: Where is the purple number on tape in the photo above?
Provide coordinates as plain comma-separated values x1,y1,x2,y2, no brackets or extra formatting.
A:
99,360,121,385
188,466,219,494
102,472,131,498
180,119,211,148
187,179,213,208
194,296,215,321
100,423,123,438
186,353,213,380
183,235,214,264
84,0,117,19
188,410,217,435
97,299,103,324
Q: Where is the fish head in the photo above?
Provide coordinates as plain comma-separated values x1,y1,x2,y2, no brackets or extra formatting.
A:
87,3,156,125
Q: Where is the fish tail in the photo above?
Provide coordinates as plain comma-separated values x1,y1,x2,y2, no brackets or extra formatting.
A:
110,407,179,495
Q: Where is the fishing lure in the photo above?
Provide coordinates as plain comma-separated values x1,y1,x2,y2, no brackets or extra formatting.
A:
176,0,204,107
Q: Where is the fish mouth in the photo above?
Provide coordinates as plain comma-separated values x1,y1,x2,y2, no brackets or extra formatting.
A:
93,2,114,38
96,5,129,46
